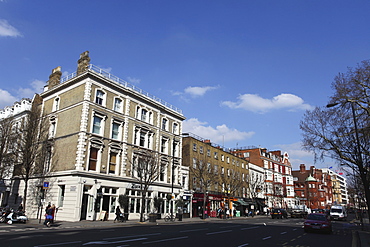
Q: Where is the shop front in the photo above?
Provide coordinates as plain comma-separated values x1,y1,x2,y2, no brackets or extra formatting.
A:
192,192,223,218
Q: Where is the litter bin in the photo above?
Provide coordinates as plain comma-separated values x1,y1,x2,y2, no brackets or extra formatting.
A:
149,213,157,223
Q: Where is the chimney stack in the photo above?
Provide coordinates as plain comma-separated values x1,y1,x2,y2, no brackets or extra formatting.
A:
300,164,306,173
77,51,90,75
48,66,62,89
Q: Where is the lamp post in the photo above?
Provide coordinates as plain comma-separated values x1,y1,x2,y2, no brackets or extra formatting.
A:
327,100,364,229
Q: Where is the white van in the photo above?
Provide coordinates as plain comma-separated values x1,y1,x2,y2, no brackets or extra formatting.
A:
330,205,347,221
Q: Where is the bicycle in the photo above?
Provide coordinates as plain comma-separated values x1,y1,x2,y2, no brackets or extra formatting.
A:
164,213,176,222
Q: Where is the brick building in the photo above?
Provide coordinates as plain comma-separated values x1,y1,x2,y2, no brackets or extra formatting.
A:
232,147,295,209
292,164,333,209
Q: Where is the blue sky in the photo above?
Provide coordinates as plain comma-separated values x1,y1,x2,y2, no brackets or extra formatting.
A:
1,0,370,170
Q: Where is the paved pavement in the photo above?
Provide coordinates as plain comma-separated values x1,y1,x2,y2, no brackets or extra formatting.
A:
1,215,369,247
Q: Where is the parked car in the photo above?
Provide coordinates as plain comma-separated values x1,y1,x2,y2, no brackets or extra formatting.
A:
304,213,332,234
271,208,288,219
312,209,325,214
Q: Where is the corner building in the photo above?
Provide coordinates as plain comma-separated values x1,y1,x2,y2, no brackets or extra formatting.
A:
182,133,250,218
17,52,186,221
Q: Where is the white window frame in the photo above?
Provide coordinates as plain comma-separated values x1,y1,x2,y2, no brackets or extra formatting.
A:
92,113,106,135
113,97,123,112
95,89,106,106
162,118,168,131
52,97,60,112
111,120,123,141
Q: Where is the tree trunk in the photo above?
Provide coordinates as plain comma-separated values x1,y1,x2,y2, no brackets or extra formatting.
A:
359,168,370,218
202,191,206,219
23,178,28,212
140,194,145,222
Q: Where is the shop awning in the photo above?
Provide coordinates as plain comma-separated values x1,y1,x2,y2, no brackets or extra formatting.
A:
234,199,248,206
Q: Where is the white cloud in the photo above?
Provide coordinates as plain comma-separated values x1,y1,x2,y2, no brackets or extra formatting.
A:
184,86,219,97
17,80,45,98
127,77,141,84
0,19,22,37
221,93,313,113
183,118,255,144
0,79,45,109
0,89,18,109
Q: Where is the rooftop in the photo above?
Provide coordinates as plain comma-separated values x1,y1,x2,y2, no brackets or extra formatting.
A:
53,64,183,115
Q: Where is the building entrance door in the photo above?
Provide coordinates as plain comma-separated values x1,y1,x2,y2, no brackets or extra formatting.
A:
80,194,88,220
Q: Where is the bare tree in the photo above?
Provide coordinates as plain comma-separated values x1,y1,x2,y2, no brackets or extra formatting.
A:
190,157,218,219
300,60,370,216
0,116,17,179
219,168,247,213
247,172,265,203
13,102,50,211
129,149,162,222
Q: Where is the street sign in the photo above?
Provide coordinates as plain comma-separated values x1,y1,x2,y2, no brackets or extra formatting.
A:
43,182,49,189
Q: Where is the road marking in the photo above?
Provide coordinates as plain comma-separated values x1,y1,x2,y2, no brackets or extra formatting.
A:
206,230,232,235
281,231,287,234
241,226,260,230
104,233,161,240
237,243,249,247
180,228,208,232
34,241,82,247
83,238,147,245
142,236,188,244
262,236,272,240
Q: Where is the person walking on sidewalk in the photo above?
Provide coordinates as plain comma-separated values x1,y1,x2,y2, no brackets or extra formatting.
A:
44,205,54,227
114,206,124,222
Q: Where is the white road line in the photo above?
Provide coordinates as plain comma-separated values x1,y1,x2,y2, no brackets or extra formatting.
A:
262,236,272,240
206,230,232,235
241,226,260,230
180,228,208,232
83,238,147,245
104,233,161,240
238,244,249,247
34,241,82,247
142,236,188,244
280,231,287,234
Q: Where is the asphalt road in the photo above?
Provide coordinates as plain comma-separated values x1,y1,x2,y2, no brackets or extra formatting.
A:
0,217,355,247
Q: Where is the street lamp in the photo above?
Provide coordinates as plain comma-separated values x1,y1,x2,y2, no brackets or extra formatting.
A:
327,100,364,229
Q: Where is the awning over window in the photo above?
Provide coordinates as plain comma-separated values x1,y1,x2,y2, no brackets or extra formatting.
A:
234,199,248,206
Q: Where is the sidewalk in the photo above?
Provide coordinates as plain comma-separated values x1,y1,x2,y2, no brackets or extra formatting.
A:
351,218,370,247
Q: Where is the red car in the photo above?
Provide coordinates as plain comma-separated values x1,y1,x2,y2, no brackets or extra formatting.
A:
304,213,332,234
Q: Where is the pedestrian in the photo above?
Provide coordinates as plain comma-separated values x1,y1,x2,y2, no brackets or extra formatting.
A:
226,209,230,219
233,209,237,218
18,203,23,212
114,206,122,222
51,204,56,223
44,205,54,227
45,202,51,214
